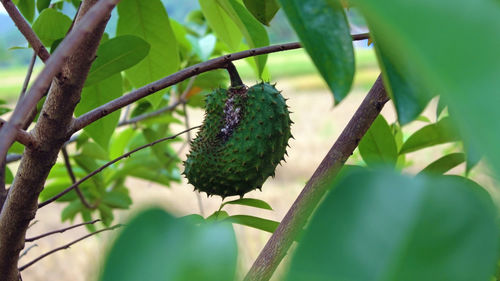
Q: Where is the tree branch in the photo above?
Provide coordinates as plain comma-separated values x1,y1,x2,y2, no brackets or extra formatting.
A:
61,147,98,209
0,0,119,166
71,33,370,133
0,0,50,62
19,224,121,271
19,52,37,101
244,75,389,281
0,119,36,147
38,126,201,209
25,219,100,242
0,1,117,279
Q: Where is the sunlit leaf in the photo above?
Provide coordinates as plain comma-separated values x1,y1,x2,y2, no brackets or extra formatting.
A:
419,153,465,175
399,117,459,154
199,0,242,50
117,0,180,107
279,0,354,102
32,8,72,46
85,35,150,87
75,74,123,150
216,0,270,76
225,215,279,233
16,0,35,22
358,115,398,166
221,198,273,210
243,0,280,26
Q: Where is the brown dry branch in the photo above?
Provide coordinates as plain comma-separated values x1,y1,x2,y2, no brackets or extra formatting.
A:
19,224,121,271
38,126,201,208
0,0,50,62
71,33,369,133
0,1,118,280
25,219,101,242
244,75,389,281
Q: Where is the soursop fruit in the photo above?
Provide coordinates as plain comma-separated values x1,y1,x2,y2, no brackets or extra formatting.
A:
183,82,292,198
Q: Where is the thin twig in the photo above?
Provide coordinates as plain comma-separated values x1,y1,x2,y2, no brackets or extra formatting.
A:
25,219,101,242
0,0,119,169
0,119,35,147
19,224,121,271
118,100,183,126
18,244,37,260
71,33,370,133
61,147,98,209
38,126,201,208
19,52,37,101
244,75,389,281
0,0,50,62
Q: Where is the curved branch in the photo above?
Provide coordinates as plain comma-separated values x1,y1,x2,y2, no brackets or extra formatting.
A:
38,126,201,208
0,0,50,62
71,33,370,133
244,75,389,281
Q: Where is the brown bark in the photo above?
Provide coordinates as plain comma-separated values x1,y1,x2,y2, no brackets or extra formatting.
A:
244,75,389,281
0,1,111,279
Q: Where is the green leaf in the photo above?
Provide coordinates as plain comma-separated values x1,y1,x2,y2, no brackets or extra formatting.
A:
419,153,465,175
61,200,84,222
199,0,242,50
170,19,191,52
243,0,280,26
206,210,230,222
85,35,150,87
375,43,431,125
358,115,398,166
186,34,216,61
286,169,499,281
117,0,180,107
350,0,500,177
109,128,136,159
216,0,270,76
399,117,459,154
81,210,97,232
75,74,123,150
101,190,132,209
225,215,279,233
40,178,88,202
36,0,51,12
99,208,237,281
17,0,35,22
221,198,273,210
80,141,109,161
279,0,354,102
32,8,72,46
99,203,114,226
5,166,13,184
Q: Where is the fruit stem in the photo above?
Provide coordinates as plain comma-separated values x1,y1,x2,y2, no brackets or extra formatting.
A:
226,62,244,88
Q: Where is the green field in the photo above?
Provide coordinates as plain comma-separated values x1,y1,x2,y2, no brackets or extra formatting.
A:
0,48,378,102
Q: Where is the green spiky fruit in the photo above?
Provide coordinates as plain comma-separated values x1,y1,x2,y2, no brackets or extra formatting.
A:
183,82,292,198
